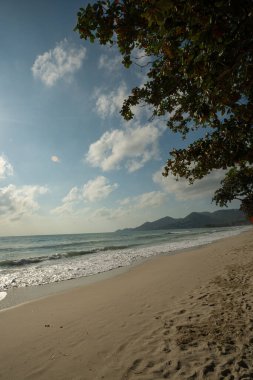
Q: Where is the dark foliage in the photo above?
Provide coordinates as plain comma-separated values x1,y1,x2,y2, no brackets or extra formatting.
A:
75,0,253,217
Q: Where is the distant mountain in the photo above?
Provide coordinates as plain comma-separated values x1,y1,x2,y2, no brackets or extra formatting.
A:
117,209,250,232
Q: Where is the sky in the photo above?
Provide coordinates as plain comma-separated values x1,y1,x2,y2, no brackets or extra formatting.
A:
0,0,238,236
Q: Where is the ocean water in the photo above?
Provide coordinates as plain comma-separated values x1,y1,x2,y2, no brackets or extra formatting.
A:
0,226,251,292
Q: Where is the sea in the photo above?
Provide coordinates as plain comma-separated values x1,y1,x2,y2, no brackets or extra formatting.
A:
0,225,251,293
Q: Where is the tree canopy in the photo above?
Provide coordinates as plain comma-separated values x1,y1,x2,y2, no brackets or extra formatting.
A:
75,0,253,217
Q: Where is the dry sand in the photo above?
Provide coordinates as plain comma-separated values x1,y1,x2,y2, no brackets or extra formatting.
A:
0,230,253,380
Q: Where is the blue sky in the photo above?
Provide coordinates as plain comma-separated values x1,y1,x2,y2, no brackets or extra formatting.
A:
0,0,238,235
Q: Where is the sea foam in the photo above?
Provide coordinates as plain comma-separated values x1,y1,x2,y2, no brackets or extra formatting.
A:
0,292,7,301
0,225,250,291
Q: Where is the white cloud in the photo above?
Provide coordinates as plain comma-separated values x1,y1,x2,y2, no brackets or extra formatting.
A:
93,79,157,122
98,54,122,72
0,155,13,179
91,206,128,220
153,168,226,200
51,202,75,216
135,191,167,208
0,185,48,221
92,207,114,219
118,197,131,206
51,155,61,163
119,191,166,209
62,186,80,203
86,125,161,172
51,176,118,214
83,176,118,202
98,47,150,73
91,191,166,221
94,82,128,119
32,39,86,86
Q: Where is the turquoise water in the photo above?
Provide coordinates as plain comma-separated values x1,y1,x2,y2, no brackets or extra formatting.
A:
0,226,250,291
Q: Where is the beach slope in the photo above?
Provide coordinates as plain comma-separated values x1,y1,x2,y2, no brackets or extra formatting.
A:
0,230,253,379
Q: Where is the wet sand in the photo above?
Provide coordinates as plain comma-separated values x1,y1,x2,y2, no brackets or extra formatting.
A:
0,230,252,379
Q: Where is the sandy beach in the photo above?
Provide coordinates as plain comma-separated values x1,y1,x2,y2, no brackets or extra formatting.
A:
0,230,253,379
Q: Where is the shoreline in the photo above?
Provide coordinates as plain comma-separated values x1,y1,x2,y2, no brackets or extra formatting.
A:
1,227,250,312
0,264,132,312
0,230,253,379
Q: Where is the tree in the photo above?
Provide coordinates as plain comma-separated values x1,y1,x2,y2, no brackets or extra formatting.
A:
75,0,253,217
